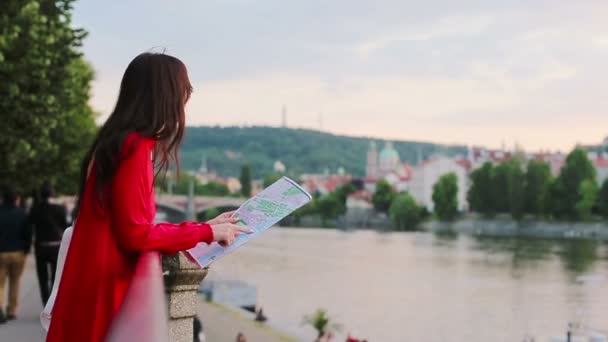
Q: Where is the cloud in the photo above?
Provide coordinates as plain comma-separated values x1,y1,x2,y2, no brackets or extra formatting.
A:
356,14,494,59
77,0,608,151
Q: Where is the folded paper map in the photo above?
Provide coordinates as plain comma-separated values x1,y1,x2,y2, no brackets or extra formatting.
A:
186,176,312,268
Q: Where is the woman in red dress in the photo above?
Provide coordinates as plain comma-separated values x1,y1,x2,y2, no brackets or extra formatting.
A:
46,52,250,342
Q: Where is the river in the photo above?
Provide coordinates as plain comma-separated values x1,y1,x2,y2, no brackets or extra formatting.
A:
205,228,608,342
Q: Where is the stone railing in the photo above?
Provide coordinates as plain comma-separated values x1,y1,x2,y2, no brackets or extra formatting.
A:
106,249,208,342
163,252,208,342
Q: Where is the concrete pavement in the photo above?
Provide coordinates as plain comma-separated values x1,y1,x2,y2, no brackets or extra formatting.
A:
0,256,298,342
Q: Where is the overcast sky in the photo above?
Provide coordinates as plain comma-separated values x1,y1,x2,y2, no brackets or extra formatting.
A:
73,0,608,151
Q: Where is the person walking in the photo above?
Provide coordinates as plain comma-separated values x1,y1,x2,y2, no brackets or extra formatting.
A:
46,52,250,342
0,187,31,323
28,182,68,305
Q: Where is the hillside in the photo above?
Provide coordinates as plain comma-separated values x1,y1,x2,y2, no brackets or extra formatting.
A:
180,126,468,178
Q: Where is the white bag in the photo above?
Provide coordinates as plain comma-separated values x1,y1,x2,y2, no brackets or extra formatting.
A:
40,226,73,331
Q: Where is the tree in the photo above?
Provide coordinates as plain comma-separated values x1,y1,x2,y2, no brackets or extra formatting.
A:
302,309,341,339
507,160,526,221
597,179,608,219
197,182,230,197
0,0,97,194
263,173,282,188
239,164,252,197
204,207,221,221
317,194,341,227
553,149,596,219
467,162,495,217
372,179,395,213
334,183,356,215
166,173,198,195
524,160,552,217
432,173,459,221
389,193,422,231
576,179,598,221
493,163,511,213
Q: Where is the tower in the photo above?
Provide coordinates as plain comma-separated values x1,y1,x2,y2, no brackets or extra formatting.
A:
281,105,287,128
366,141,379,178
318,112,323,131
199,154,208,174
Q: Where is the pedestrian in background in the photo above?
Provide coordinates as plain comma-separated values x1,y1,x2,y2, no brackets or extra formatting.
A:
0,186,31,323
28,182,68,305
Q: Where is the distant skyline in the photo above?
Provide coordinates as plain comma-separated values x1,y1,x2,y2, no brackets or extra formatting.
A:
73,0,608,151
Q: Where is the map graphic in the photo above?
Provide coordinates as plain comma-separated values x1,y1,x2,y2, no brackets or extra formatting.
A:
187,177,312,268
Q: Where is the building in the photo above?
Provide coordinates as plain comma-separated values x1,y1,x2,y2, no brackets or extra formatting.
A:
409,155,469,211
300,173,353,196
346,190,373,210
587,151,608,184
273,160,286,173
528,151,565,176
468,146,512,169
364,141,412,192
195,155,220,184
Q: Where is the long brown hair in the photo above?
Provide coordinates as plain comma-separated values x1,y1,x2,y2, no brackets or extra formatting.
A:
75,52,192,216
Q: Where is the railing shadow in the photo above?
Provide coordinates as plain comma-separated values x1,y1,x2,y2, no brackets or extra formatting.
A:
106,251,169,342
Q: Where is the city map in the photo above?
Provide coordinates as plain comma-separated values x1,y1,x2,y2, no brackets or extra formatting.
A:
186,177,312,268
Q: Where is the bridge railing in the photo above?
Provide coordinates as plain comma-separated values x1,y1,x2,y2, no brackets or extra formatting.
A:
106,251,169,342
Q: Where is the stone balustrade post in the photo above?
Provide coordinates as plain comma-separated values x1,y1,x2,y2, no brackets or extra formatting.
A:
163,253,208,342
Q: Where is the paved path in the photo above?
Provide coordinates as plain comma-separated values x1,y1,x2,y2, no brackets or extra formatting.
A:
0,256,298,342
0,255,46,342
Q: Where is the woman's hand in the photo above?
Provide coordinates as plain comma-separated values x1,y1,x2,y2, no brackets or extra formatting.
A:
206,210,238,226
210,222,252,247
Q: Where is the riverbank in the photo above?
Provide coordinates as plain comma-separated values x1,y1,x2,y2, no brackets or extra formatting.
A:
197,299,299,342
422,217,608,240
287,213,608,241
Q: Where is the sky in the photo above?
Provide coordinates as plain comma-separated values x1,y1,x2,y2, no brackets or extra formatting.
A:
72,0,608,151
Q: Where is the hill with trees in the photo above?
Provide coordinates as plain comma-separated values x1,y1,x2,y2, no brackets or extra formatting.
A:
180,126,467,178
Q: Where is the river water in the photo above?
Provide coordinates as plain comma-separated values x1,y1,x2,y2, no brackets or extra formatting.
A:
205,228,608,342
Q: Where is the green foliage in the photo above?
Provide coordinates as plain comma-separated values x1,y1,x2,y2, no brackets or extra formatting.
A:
524,160,552,217
506,160,526,221
263,173,282,188
179,126,468,178
468,162,495,217
334,183,356,215
389,193,422,231
551,149,596,220
317,194,341,226
372,179,396,213
432,173,459,221
159,173,229,196
204,207,221,221
198,182,230,197
289,184,354,226
493,163,511,212
302,309,341,338
0,0,97,194
239,164,252,197
597,179,608,219
576,179,599,221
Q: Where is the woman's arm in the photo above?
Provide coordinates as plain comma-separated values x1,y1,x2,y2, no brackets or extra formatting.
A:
110,136,213,253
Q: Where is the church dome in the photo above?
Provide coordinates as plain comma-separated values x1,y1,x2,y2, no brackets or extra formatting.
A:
379,142,400,171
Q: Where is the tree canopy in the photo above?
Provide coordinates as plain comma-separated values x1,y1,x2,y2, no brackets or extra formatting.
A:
0,0,97,194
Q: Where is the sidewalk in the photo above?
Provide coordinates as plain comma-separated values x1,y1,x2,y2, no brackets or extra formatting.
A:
0,256,298,342
0,256,46,342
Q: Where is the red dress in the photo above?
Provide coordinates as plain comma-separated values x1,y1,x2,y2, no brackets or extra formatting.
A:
47,133,213,342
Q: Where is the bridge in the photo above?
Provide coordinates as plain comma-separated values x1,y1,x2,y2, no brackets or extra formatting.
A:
155,194,244,222
59,194,245,223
